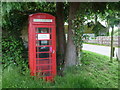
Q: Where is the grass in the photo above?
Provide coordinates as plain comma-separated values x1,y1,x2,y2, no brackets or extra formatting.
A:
0,64,2,89
2,51,119,88
81,51,119,88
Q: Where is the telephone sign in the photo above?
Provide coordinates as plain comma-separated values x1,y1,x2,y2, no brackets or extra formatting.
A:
28,13,56,81
37,34,50,40
33,19,52,22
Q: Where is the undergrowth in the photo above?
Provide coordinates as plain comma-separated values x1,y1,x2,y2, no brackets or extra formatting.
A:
2,51,119,88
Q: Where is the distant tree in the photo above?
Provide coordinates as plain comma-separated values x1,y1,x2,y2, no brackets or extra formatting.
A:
114,29,120,36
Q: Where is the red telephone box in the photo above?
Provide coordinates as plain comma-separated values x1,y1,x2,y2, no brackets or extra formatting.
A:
28,13,56,81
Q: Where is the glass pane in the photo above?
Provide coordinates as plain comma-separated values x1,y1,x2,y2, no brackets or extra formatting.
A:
36,28,49,33
36,40,51,46
49,28,52,33
36,59,51,64
36,65,51,70
42,71,51,76
36,53,49,58
36,71,52,77
36,47,49,52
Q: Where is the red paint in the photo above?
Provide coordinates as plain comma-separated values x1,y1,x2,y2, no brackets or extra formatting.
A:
28,13,56,81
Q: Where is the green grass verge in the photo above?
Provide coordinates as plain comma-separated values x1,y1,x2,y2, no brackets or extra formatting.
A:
2,51,119,88
0,64,2,89
81,50,119,88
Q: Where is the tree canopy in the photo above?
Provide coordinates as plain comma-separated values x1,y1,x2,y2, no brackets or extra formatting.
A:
2,2,120,70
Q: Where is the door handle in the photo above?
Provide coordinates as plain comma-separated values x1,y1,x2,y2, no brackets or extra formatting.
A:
52,50,55,54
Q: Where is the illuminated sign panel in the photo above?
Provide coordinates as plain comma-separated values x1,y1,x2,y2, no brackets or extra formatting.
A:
33,19,52,22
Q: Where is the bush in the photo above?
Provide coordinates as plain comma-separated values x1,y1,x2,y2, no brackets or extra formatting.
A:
2,11,28,69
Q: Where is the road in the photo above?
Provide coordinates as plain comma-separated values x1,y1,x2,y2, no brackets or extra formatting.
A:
83,44,120,59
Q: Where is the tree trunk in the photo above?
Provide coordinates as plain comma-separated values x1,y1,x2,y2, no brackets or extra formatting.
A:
110,26,114,62
64,2,80,68
95,14,97,24
56,2,66,68
106,20,110,36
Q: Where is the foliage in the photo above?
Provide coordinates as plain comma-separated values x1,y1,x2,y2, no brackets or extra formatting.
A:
92,22,107,36
63,2,69,22
2,2,56,69
2,2,56,27
114,29,120,36
71,2,118,64
83,34,90,40
2,51,118,88
2,2,120,70
82,2,120,37
72,14,84,64
2,36,26,69
106,9,120,28
71,3,93,64
62,2,119,66
2,5,28,69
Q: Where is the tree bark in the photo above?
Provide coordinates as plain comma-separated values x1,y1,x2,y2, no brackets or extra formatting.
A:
95,14,98,24
56,2,66,67
64,2,80,68
110,26,114,62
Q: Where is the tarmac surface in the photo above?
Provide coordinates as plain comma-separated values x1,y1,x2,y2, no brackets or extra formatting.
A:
83,44,120,60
